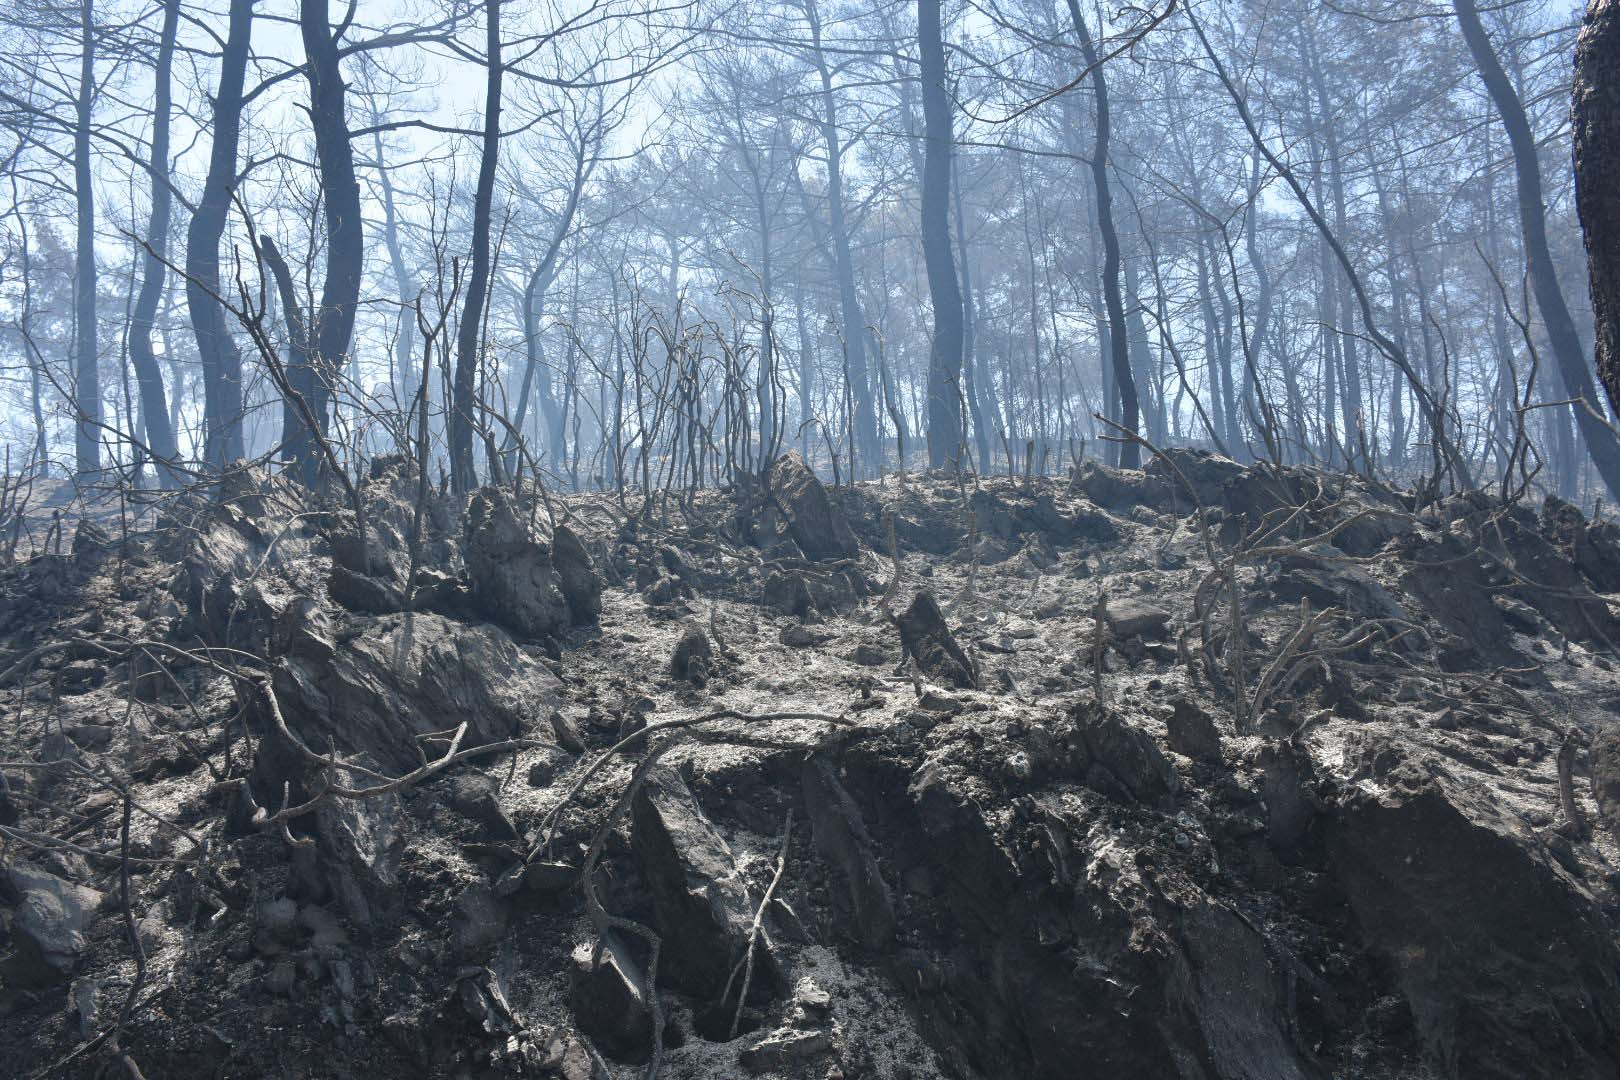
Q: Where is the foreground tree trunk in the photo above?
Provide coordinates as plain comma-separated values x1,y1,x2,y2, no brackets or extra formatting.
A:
918,0,964,469
185,0,253,469
130,0,180,485
1454,0,1620,498
1576,0,1620,416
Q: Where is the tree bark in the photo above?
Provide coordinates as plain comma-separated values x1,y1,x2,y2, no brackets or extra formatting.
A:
918,0,964,469
1576,0,1620,416
1454,0,1620,498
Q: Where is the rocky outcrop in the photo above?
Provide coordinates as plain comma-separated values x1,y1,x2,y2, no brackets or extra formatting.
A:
1327,748,1620,1079
463,486,600,639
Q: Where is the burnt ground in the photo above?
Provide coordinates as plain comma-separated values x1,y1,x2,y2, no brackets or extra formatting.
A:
5,450,1620,1079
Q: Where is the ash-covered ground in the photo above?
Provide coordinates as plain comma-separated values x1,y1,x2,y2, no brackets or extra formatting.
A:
5,450,1620,1080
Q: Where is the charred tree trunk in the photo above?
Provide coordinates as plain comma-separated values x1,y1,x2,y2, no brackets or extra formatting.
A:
451,0,503,492
919,0,964,469
185,0,253,469
1576,0,1620,416
129,0,180,485
295,0,364,487
1068,0,1139,468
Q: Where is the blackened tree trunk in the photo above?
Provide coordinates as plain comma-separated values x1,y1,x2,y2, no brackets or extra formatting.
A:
295,0,364,487
450,0,503,492
130,0,180,484
259,235,314,462
1576,0,1620,416
918,0,964,469
1068,0,1139,468
185,0,253,469
72,0,100,476
1454,0,1620,498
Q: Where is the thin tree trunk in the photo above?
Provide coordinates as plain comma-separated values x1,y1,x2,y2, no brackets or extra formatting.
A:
918,0,963,468
129,0,180,485
1068,0,1139,467
451,0,503,491
72,0,100,476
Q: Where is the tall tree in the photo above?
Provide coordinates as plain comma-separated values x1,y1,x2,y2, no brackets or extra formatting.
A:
71,0,98,476
1065,0,1138,467
918,0,963,468
129,0,180,484
185,0,254,469
450,0,503,491
293,0,365,486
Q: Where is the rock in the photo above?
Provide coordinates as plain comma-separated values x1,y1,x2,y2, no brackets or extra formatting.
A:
669,623,712,684
801,757,896,952
1273,546,1409,625
259,610,558,777
1591,725,1620,843
1166,698,1221,763
450,884,508,959
765,452,860,561
1255,742,1317,861
550,709,587,754
762,571,813,617
4,864,103,985
1060,701,1178,807
462,487,567,638
552,523,603,625
1103,597,1172,640
738,1028,834,1073
1544,495,1620,593
850,642,889,667
448,772,520,844
896,591,976,689
305,779,405,928
780,624,816,648
570,935,653,1063
1328,752,1620,1078
266,959,297,996
630,766,764,999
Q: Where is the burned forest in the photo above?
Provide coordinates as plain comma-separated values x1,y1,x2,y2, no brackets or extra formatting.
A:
4,0,1620,1077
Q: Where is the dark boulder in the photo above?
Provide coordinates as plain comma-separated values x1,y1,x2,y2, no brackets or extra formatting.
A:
764,452,860,561
896,591,976,689
629,766,766,999
1327,752,1620,1079
801,757,896,952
